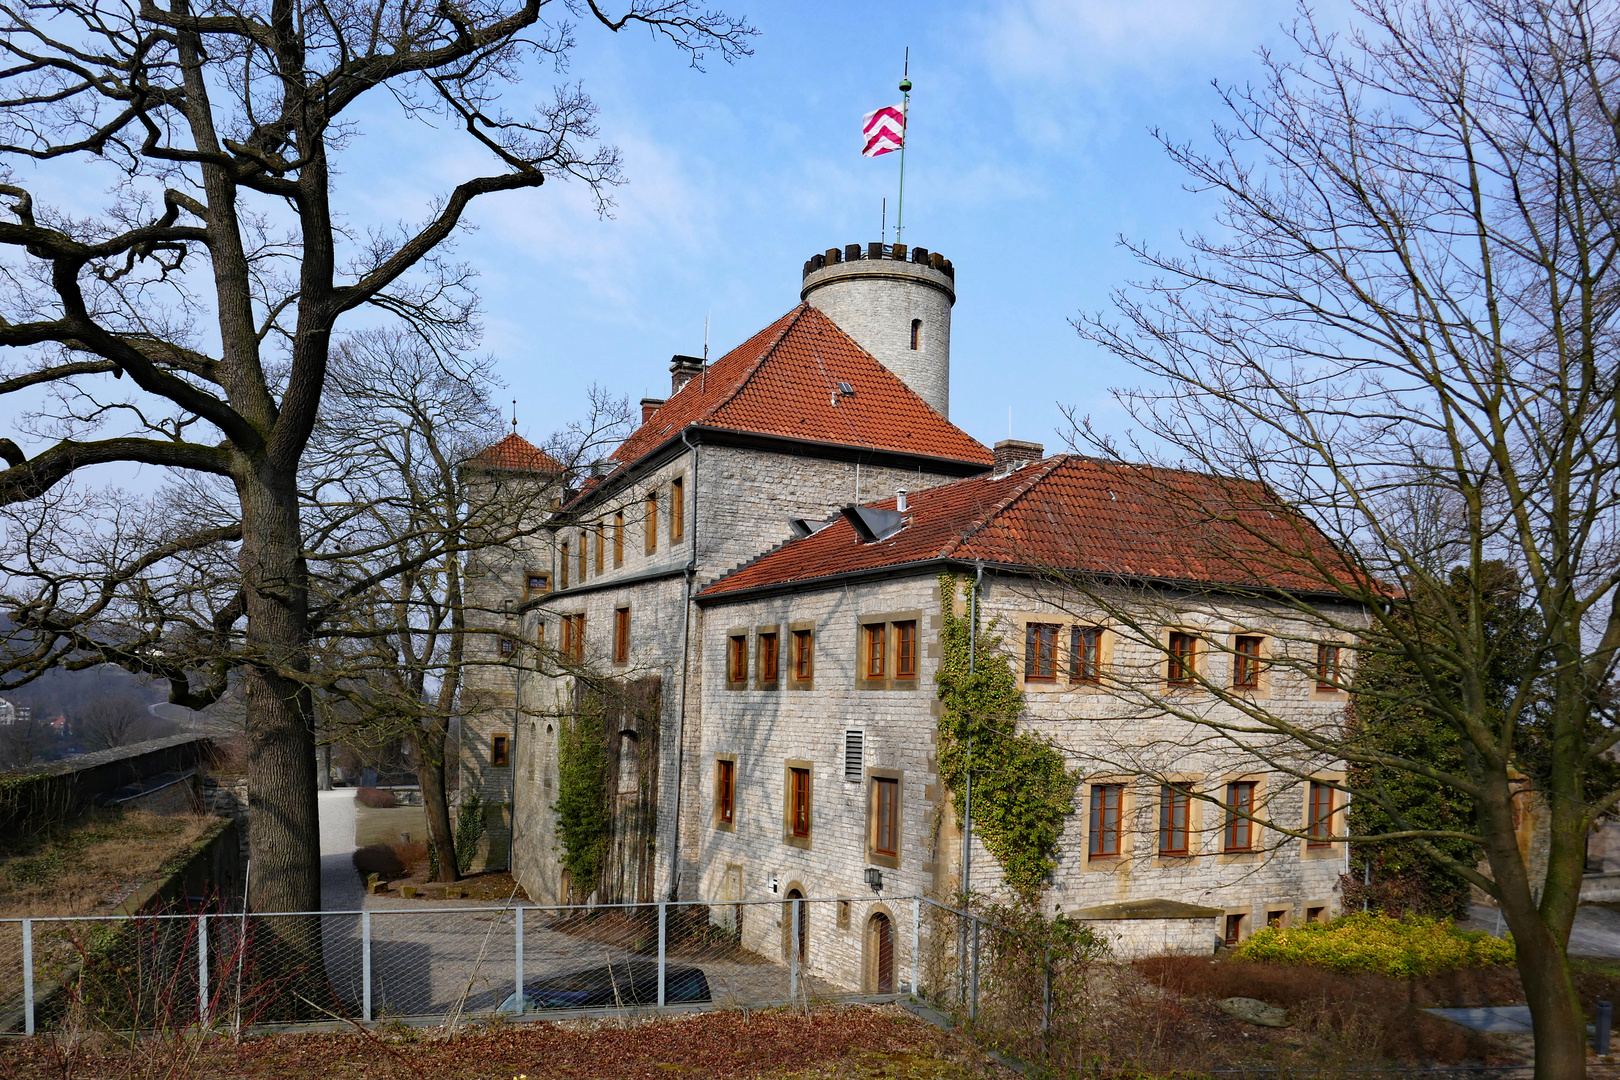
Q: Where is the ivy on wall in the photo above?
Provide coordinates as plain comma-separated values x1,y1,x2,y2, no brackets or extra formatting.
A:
554,696,610,898
936,573,1079,900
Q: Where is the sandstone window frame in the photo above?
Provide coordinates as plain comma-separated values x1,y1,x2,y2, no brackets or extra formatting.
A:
1223,911,1250,945
1070,625,1104,684
523,570,551,601
1231,633,1267,693
894,620,918,680
1013,613,1113,692
856,610,923,691
725,631,749,690
867,769,903,870
789,624,815,689
1157,782,1192,858
756,625,781,690
561,613,586,662
1166,629,1200,687
1315,642,1346,696
497,634,517,659
1081,777,1133,869
577,528,588,582
644,490,658,555
1303,773,1347,859
1087,782,1125,860
491,733,509,767
612,606,631,665
612,511,624,567
1220,776,1264,860
559,541,570,589
713,754,737,832
670,475,685,544
1024,621,1060,683
783,759,813,850
593,520,604,575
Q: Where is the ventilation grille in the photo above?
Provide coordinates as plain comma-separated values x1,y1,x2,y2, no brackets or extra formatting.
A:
844,728,865,782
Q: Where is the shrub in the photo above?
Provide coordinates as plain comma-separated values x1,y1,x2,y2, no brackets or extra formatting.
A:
356,786,397,808
352,843,404,878
1234,912,1514,977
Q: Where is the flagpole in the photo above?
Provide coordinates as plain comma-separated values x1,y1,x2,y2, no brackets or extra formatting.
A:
895,51,911,245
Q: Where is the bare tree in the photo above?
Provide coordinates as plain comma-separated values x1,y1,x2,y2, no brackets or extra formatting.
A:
77,692,173,750
1066,2,1620,1075
0,0,752,987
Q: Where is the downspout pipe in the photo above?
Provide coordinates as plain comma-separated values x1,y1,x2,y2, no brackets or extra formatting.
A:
668,428,700,901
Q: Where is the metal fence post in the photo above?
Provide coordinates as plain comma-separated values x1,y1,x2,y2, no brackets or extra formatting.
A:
789,897,801,1003
198,913,209,1026
911,897,921,997
969,913,980,1022
361,911,372,1023
514,906,525,1015
657,902,668,1008
21,918,33,1036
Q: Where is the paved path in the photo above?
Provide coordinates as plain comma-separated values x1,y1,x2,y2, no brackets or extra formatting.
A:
318,789,361,913
1458,902,1620,959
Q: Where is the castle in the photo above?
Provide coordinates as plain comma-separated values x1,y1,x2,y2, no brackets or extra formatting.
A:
455,241,1352,983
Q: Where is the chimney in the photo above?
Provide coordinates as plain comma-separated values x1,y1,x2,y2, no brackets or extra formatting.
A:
640,397,666,425
896,488,908,512
993,439,1043,474
670,354,704,395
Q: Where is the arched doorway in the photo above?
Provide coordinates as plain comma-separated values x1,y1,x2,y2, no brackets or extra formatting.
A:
867,912,894,993
783,888,808,964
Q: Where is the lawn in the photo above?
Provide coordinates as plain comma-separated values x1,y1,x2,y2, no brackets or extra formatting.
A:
0,1004,1007,1079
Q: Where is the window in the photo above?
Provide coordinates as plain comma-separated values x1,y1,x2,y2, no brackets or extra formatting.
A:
1071,626,1101,683
873,777,899,857
1224,781,1257,852
491,734,509,766
613,512,624,567
789,767,811,838
895,620,917,679
561,613,585,661
793,629,813,681
758,631,779,685
909,318,921,350
1308,781,1336,846
593,521,604,574
524,571,551,600
671,477,684,542
613,607,630,663
727,635,748,685
1224,913,1245,945
1089,783,1123,858
645,491,658,554
716,758,735,827
1233,635,1263,689
497,635,516,658
577,529,587,581
535,621,545,651
843,728,864,782
1025,623,1059,682
559,542,569,589
1168,631,1198,685
1306,906,1325,924
1159,785,1190,856
1316,644,1342,691
1267,910,1286,929
863,624,885,679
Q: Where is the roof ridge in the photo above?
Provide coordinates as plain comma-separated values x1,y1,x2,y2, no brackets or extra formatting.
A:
939,455,1069,560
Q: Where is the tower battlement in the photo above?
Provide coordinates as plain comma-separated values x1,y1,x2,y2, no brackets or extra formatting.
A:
799,241,956,418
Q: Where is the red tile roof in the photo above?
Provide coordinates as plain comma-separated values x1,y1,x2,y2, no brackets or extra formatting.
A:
610,304,993,471
470,432,563,474
699,455,1358,599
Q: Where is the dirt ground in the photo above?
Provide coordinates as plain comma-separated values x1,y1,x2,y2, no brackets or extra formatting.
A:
0,1004,1008,1080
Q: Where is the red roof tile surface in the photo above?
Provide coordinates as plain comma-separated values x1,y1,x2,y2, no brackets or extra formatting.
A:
700,455,1356,598
470,433,563,473
610,304,992,470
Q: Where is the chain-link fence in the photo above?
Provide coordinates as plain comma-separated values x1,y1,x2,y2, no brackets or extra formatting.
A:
0,896,936,1034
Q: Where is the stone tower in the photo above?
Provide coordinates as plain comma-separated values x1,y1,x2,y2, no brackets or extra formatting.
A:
801,242,955,417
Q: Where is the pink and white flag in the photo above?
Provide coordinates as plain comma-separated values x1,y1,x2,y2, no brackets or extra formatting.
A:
862,103,906,157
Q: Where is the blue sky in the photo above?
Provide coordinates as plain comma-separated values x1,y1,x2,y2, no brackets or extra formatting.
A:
349,0,1316,455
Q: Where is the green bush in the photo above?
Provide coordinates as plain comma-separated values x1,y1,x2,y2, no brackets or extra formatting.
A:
1234,911,1514,977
